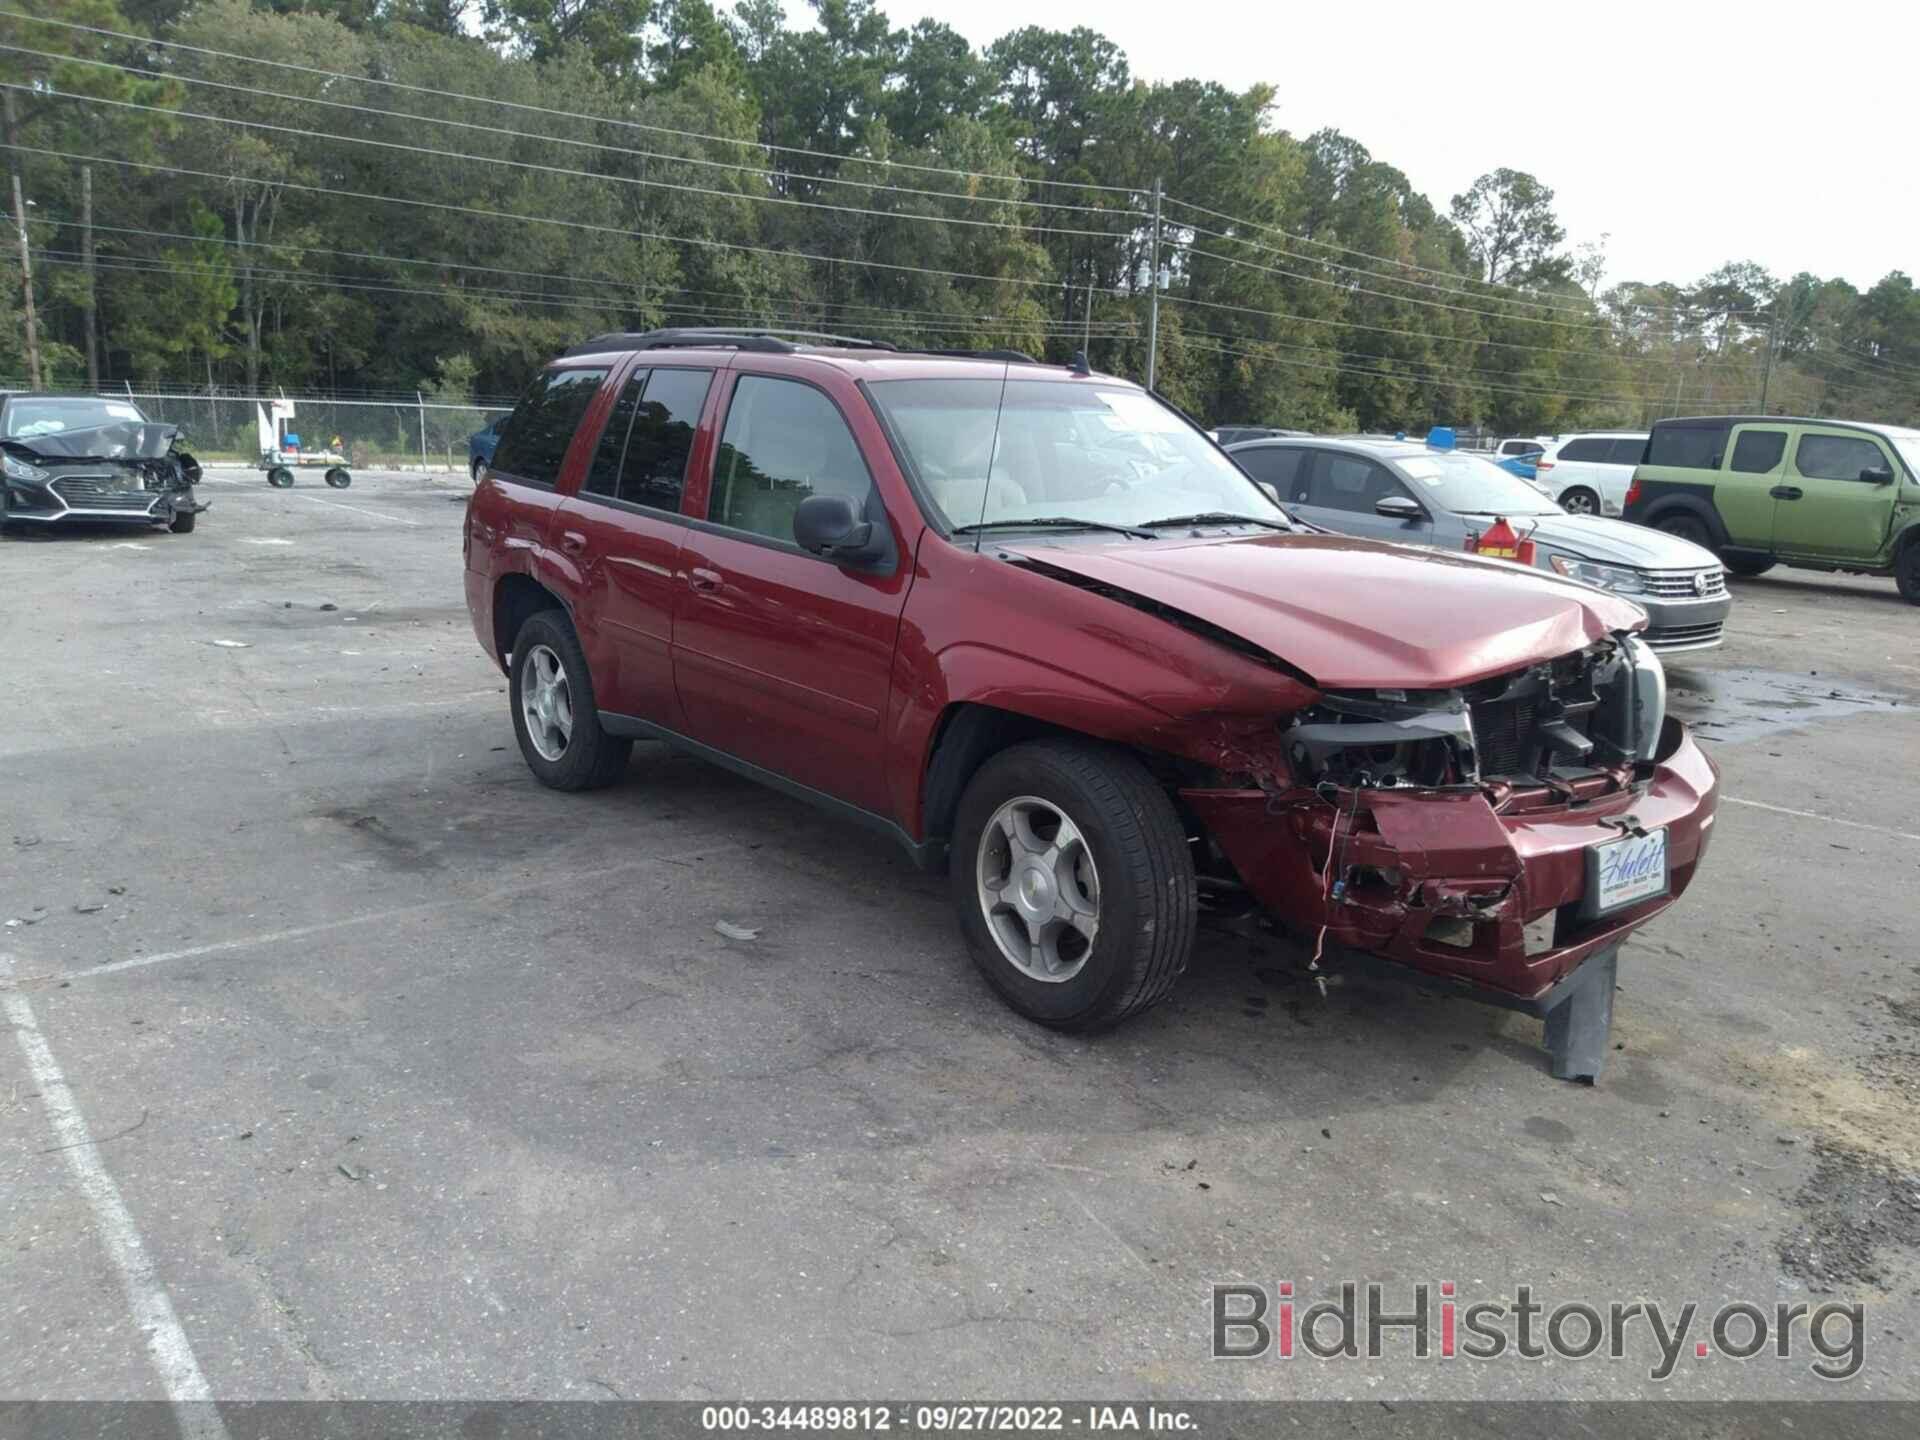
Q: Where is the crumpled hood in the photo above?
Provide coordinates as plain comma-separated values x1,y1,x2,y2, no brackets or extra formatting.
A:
1517,513,1721,570
2,420,180,464
1005,532,1648,690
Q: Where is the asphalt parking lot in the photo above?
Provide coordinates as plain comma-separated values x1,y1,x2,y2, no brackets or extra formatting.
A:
4,466,1919,1405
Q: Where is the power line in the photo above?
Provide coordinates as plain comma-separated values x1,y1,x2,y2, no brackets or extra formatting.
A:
1182,241,1619,333
7,144,1126,299
37,248,1134,341
2,9,1144,196
0,40,1146,223
9,84,1126,242
1174,213,1607,321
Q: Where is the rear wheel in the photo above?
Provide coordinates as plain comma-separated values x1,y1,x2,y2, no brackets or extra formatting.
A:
507,610,631,790
1559,487,1600,516
1722,554,1775,577
470,457,484,483
951,739,1195,1031
267,466,294,488
324,467,352,489
1896,539,1920,605
1654,511,1711,548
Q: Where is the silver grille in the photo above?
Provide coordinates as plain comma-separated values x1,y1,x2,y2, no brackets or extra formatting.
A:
50,475,156,514
1641,568,1726,599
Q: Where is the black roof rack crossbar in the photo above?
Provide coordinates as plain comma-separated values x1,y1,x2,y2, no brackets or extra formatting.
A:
563,327,901,357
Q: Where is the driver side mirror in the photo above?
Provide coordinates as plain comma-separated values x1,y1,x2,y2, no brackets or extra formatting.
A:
1374,494,1425,521
1861,464,1895,484
793,493,886,565
1254,481,1281,505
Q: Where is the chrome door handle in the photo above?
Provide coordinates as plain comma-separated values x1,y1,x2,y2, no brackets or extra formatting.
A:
559,529,587,554
688,567,722,593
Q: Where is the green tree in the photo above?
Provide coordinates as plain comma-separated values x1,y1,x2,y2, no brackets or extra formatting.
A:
1449,168,1569,287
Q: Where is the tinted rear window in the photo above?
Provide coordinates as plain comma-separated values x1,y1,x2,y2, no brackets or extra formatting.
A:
1608,437,1648,464
1646,423,1729,470
1729,430,1787,473
491,367,607,486
1233,445,1306,496
1556,437,1613,462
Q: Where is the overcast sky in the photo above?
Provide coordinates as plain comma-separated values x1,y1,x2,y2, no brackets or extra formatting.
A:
872,0,1916,294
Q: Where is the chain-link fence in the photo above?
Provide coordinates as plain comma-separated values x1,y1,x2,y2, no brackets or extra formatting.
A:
2,383,515,472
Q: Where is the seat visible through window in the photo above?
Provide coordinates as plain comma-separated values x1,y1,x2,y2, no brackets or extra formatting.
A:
711,376,873,543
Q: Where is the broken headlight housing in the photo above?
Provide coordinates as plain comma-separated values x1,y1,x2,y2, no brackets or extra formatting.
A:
1287,634,1666,789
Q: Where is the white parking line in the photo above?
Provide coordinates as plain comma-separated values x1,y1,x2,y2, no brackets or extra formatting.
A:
51,844,742,983
1,954,230,1435
293,494,421,526
1723,795,1920,844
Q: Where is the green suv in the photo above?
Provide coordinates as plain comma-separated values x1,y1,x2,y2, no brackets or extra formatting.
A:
1622,415,1920,602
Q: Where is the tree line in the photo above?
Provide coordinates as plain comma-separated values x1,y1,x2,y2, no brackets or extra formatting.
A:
3,0,1917,438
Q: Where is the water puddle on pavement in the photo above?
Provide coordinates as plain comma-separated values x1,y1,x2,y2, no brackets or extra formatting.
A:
1663,665,1907,744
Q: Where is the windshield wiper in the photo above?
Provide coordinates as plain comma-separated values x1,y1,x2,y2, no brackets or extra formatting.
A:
1139,511,1294,531
950,517,1158,540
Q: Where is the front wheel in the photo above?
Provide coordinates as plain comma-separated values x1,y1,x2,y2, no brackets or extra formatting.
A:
951,739,1195,1031
507,610,631,790
169,509,197,534
1654,512,1711,548
267,466,294,488
1559,487,1600,516
324,467,352,489
1897,540,1920,605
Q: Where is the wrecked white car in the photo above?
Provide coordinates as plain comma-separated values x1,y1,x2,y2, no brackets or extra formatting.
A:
0,395,207,535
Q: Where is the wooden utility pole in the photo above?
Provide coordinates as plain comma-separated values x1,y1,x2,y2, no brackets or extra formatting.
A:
1758,310,1780,413
82,165,99,388
4,90,42,388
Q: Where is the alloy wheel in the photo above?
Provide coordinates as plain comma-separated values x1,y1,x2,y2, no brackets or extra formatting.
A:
975,795,1101,983
520,643,575,762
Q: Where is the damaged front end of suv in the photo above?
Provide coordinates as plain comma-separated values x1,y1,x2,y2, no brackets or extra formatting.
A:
1179,629,1714,1081
0,421,207,533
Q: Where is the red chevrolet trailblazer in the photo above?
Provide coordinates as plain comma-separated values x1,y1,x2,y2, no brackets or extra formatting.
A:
464,330,1718,1082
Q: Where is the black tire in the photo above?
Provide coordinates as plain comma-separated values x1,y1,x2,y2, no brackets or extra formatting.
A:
1559,487,1600,516
507,610,631,790
169,509,197,534
324,467,352,489
951,739,1195,1031
267,466,294,488
1897,539,1920,605
1722,554,1775,577
1654,511,1711,548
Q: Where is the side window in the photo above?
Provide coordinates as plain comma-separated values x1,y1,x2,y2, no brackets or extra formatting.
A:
581,368,711,511
490,367,607,487
1307,453,1403,515
1646,424,1728,469
1794,433,1887,482
1608,437,1647,465
1234,446,1305,499
1729,430,1788,474
618,369,711,511
709,376,872,544
1557,437,1612,463
584,369,649,498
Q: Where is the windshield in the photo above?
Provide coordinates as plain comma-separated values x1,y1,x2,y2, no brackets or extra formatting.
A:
1397,451,1563,516
2,397,148,439
868,378,1287,530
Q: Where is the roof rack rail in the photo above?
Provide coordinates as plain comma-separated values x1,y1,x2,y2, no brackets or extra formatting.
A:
912,347,1039,363
563,327,900,357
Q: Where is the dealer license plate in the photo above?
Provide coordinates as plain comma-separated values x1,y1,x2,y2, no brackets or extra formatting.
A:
1585,828,1669,917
